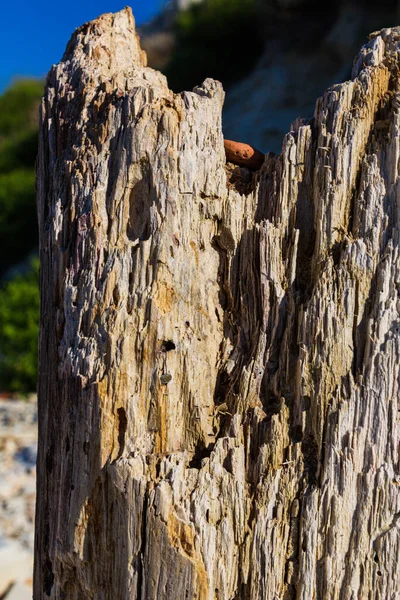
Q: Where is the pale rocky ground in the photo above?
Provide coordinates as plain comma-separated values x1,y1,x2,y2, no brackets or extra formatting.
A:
0,397,37,599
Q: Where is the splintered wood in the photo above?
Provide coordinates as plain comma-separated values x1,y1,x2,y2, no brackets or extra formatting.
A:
34,10,400,600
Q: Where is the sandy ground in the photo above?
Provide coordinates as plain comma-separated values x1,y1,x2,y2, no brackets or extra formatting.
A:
0,397,37,599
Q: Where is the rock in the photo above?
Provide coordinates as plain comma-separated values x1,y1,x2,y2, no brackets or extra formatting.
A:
224,139,265,170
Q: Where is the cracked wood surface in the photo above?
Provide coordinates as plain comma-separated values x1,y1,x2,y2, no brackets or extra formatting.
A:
34,9,400,600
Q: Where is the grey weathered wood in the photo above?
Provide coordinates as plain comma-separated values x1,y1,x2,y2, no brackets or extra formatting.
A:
34,10,400,599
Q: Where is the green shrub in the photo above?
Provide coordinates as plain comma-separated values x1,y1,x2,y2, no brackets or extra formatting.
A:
0,169,37,273
0,128,39,173
0,80,42,277
0,80,43,393
0,79,43,137
0,258,39,393
164,0,263,92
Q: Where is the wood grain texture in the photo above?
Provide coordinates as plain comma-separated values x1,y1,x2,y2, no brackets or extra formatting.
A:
34,10,400,599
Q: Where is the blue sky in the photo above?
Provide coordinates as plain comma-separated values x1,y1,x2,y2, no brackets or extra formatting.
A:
1,1,164,92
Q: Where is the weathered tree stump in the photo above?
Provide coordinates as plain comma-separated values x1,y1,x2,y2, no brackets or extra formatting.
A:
34,9,400,599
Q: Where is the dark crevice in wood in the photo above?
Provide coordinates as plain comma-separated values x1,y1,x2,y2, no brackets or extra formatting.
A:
224,163,258,196
116,407,127,459
160,340,176,352
43,555,54,596
127,175,152,242
301,433,319,487
46,443,54,474
136,491,148,600
213,369,232,407
188,444,214,469
352,277,360,379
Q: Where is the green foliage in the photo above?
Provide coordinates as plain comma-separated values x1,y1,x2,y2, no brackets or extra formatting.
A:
0,128,38,172
0,79,43,137
0,79,42,392
0,170,37,271
0,258,39,393
164,0,263,92
0,80,42,277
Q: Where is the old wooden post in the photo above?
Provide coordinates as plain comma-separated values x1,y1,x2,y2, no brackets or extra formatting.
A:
34,9,400,599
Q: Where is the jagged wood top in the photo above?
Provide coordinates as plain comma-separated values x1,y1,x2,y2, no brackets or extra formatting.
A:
35,9,400,600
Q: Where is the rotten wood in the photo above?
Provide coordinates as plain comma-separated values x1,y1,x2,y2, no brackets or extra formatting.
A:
34,10,400,600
